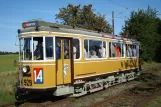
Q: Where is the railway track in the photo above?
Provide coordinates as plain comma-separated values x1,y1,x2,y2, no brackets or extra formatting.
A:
90,71,161,107
1,64,161,107
90,86,161,107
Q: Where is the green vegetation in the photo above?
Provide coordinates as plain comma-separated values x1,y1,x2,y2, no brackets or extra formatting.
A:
142,61,160,68
0,51,18,55
0,54,18,104
56,4,161,63
0,71,18,104
0,54,18,72
147,97,161,107
56,4,112,33
121,6,161,62
146,94,161,107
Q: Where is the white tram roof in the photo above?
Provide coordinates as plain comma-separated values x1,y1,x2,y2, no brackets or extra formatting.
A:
18,20,140,44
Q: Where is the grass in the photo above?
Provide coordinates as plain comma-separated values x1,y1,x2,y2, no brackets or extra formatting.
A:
146,96,161,107
0,54,18,104
0,71,18,104
0,54,18,72
142,61,160,68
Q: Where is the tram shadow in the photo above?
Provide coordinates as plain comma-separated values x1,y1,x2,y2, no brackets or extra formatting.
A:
15,92,68,106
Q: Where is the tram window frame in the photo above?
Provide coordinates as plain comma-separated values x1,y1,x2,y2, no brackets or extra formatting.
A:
109,41,124,58
84,38,107,60
45,37,54,60
20,36,57,62
55,37,61,60
55,37,81,60
19,38,24,60
33,37,44,61
72,38,81,60
136,45,140,57
126,44,137,58
64,38,70,59
22,37,32,61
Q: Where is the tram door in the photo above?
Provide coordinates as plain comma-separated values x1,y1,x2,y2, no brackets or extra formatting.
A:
56,37,74,85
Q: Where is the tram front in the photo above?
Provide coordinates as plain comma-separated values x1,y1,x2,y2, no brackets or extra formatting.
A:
16,20,74,100
16,35,57,100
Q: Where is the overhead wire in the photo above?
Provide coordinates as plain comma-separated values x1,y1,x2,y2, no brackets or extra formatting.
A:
108,0,128,9
101,1,128,30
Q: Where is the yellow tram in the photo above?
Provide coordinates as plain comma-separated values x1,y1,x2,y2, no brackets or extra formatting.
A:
15,20,141,100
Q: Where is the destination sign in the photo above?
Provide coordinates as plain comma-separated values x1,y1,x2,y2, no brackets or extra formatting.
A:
22,21,38,28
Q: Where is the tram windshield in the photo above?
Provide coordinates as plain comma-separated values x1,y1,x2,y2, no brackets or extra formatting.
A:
20,38,32,60
20,37,54,61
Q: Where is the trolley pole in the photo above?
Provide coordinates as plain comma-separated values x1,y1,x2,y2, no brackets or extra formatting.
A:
112,11,114,36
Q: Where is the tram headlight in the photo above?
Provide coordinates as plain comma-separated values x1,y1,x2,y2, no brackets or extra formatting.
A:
22,66,30,73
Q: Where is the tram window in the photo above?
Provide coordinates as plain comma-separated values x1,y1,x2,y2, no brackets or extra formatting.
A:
132,45,136,57
136,45,139,57
84,39,106,59
56,38,61,59
89,40,105,58
84,39,88,58
110,42,123,57
101,41,106,58
33,37,43,60
73,39,80,59
20,38,24,60
109,42,111,57
89,40,99,58
126,44,129,57
45,37,54,60
127,44,132,57
126,44,137,57
121,43,124,57
64,39,69,59
24,38,32,60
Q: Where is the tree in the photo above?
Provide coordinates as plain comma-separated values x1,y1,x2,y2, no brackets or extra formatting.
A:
121,6,161,61
56,4,112,33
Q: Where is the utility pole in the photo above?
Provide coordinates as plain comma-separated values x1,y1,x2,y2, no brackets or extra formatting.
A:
112,11,114,36
125,21,127,36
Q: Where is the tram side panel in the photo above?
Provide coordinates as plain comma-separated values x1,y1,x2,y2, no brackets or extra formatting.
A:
74,58,139,80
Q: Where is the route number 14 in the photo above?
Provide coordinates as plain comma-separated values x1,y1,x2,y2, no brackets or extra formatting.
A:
33,68,44,84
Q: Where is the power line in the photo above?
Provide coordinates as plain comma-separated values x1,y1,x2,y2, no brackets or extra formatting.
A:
108,0,129,18
101,0,130,33
108,0,127,9
115,8,128,17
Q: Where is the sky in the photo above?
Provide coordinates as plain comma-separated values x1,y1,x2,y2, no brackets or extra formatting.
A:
0,0,161,52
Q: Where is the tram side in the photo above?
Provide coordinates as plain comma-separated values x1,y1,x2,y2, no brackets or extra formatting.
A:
72,35,140,96
73,36,139,81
